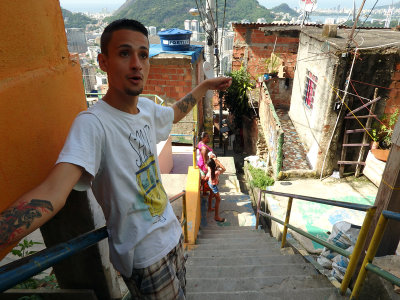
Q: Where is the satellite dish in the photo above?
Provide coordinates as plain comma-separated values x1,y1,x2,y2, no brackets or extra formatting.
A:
203,61,214,79
299,0,317,13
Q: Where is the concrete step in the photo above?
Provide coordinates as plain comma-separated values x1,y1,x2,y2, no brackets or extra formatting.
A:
186,254,305,267
193,241,280,251
197,231,268,239
186,264,318,278
186,288,346,300
189,248,283,257
186,274,333,293
196,237,276,245
199,226,257,232
197,230,273,239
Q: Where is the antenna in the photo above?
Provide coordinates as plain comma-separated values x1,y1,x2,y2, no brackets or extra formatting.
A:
298,0,317,26
384,1,394,28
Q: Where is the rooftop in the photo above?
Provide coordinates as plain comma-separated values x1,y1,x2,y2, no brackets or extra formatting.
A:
301,27,400,51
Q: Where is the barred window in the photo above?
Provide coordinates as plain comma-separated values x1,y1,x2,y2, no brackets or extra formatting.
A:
304,70,318,109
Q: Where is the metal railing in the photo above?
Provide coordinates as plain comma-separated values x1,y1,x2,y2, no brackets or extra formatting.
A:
169,191,189,244
0,226,108,292
351,210,400,299
0,192,188,293
256,189,377,295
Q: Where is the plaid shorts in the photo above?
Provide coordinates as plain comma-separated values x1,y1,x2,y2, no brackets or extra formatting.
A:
123,235,187,300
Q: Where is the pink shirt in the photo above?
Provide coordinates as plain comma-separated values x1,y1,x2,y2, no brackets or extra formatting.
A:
197,141,213,172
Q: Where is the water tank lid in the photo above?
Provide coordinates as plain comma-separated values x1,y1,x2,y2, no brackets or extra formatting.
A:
157,28,192,36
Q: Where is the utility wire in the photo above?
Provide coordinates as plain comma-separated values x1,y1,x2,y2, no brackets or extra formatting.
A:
194,0,210,35
353,0,379,40
219,0,227,50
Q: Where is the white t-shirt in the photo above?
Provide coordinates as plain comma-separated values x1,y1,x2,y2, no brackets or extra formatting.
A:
57,98,182,277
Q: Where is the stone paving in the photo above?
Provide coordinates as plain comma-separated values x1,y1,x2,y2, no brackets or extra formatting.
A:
276,108,311,171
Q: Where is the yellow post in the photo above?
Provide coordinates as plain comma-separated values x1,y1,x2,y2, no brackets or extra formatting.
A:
281,197,293,248
182,192,189,243
350,214,389,299
340,207,376,294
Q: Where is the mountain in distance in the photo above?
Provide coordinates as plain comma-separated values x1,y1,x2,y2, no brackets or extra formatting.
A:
61,8,96,28
108,0,275,29
271,3,299,16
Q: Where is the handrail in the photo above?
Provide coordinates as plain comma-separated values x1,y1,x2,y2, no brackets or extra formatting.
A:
256,189,377,295
0,191,189,293
351,210,400,299
262,190,372,212
169,191,189,245
0,226,108,293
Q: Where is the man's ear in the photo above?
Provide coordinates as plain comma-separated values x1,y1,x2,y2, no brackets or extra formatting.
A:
98,53,108,72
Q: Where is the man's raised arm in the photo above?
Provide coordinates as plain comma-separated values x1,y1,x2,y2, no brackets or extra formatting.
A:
172,77,231,124
0,163,83,252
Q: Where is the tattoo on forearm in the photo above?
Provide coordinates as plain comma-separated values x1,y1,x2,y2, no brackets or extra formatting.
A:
176,93,197,114
0,199,53,246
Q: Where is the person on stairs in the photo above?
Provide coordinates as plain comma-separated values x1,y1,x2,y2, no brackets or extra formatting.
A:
197,131,213,195
205,158,226,222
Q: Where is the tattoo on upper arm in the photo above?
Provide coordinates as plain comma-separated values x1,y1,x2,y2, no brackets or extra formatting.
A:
0,199,53,246
176,93,197,114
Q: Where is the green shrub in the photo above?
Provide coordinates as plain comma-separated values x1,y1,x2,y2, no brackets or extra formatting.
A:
248,165,274,189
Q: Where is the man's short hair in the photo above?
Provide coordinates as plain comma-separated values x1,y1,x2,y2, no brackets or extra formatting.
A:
100,19,148,55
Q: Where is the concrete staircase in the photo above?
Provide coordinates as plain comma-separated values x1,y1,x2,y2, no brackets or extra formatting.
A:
185,156,346,300
186,226,346,300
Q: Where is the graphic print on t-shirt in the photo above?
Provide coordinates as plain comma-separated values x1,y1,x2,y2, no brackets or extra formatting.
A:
129,126,168,220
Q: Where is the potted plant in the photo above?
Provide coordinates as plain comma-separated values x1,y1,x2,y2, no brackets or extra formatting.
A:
370,109,399,161
264,53,281,79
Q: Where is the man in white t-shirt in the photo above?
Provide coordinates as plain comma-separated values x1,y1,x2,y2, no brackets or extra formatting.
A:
0,19,231,299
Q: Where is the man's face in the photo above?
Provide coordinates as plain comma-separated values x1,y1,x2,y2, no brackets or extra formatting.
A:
99,29,150,97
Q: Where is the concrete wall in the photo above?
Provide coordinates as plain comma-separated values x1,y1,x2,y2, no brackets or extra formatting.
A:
232,24,299,79
289,32,341,173
259,84,284,177
0,2,122,298
185,166,201,245
157,136,173,174
0,0,86,256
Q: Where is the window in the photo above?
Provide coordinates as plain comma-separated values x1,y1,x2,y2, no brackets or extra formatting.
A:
304,70,318,109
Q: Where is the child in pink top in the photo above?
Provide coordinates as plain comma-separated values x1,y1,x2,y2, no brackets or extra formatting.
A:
205,158,226,222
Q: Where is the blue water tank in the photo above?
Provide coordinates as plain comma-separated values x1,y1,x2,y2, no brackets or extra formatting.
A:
157,28,192,51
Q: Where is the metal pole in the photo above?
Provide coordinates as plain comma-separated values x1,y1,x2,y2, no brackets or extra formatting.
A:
204,0,216,144
351,214,389,299
340,207,376,294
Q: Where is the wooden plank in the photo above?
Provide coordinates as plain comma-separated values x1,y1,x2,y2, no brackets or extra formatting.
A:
345,128,371,134
356,89,378,177
342,143,370,147
362,151,385,186
346,96,381,116
337,161,366,165
344,115,377,119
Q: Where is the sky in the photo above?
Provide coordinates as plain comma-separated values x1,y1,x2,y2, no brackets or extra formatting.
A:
59,0,397,13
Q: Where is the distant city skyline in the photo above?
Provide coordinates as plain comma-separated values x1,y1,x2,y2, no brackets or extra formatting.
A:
59,0,398,13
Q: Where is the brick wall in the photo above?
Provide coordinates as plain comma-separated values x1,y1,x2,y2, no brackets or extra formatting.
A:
265,78,293,109
143,58,197,104
232,24,299,80
385,62,400,115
